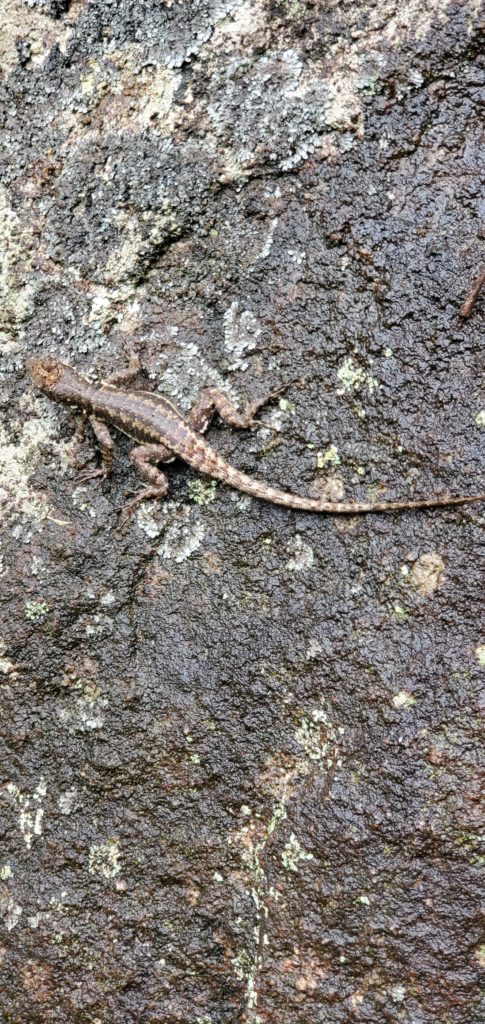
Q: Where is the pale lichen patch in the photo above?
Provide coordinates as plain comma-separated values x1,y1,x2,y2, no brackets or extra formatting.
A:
281,833,315,872
0,403,73,519
336,356,380,396
135,502,165,538
392,690,416,709
409,552,445,597
1,897,22,932
58,790,77,815
159,514,205,562
24,600,49,621
212,0,267,51
390,983,406,1003
88,839,121,879
57,675,106,734
295,708,341,764
223,301,262,371
317,444,341,468
286,534,314,572
473,945,485,969
104,208,180,287
475,645,485,666
6,779,47,850
58,691,107,733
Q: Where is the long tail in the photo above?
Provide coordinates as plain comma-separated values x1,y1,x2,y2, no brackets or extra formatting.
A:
189,441,485,514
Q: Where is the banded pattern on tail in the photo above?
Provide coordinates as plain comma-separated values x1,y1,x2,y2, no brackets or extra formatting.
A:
188,437,485,514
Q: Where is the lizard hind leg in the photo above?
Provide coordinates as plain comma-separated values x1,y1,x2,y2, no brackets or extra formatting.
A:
187,381,299,434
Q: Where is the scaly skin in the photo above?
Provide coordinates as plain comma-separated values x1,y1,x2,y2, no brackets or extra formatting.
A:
27,357,485,516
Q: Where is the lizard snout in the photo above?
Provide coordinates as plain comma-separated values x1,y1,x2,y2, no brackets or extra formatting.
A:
27,357,65,393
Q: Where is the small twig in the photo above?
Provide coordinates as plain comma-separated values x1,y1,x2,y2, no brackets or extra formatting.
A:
460,267,485,318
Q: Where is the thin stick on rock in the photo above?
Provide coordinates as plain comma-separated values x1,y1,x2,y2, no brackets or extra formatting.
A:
460,268,485,318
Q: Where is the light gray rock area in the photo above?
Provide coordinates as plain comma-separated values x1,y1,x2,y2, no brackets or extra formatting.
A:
1,2,484,1021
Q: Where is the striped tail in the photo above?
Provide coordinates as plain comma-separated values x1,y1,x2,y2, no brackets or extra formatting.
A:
193,445,485,514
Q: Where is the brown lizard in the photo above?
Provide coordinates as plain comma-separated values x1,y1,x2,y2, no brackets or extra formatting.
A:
27,356,485,517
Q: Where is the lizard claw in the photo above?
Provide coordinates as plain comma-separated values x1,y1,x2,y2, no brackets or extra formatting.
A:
76,467,109,484
115,486,168,527
250,418,280,432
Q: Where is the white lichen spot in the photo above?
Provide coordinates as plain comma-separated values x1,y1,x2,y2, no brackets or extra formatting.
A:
392,690,416,709
85,614,114,637
473,945,485,968
30,555,46,577
7,779,46,849
336,356,380,396
475,645,485,666
223,301,261,370
2,897,22,931
358,894,371,906
24,600,49,621
281,833,315,872
0,655,17,676
135,502,164,538
390,984,406,1003
0,864,12,880
232,948,253,982
229,491,252,511
256,217,279,260
410,552,445,597
306,638,322,660
58,790,77,815
286,534,314,572
0,183,35,325
104,208,177,286
284,0,307,19
295,708,340,763
88,839,121,879
475,410,485,427
159,517,205,562
58,688,107,734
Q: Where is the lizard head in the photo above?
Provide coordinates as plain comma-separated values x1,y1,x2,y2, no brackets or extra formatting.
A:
27,357,93,407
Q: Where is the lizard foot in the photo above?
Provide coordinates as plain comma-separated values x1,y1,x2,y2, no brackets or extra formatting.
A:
116,486,168,527
250,379,305,430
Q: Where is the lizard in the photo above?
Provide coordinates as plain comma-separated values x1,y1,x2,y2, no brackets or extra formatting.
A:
27,356,485,518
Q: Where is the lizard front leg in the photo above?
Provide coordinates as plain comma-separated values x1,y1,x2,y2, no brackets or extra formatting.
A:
77,416,115,482
103,354,141,387
120,443,172,518
187,381,297,433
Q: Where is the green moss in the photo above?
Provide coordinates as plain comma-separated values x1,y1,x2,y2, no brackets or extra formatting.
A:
188,479,218,505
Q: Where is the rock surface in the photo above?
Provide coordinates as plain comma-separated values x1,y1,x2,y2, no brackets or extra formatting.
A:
1,2,484,1022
